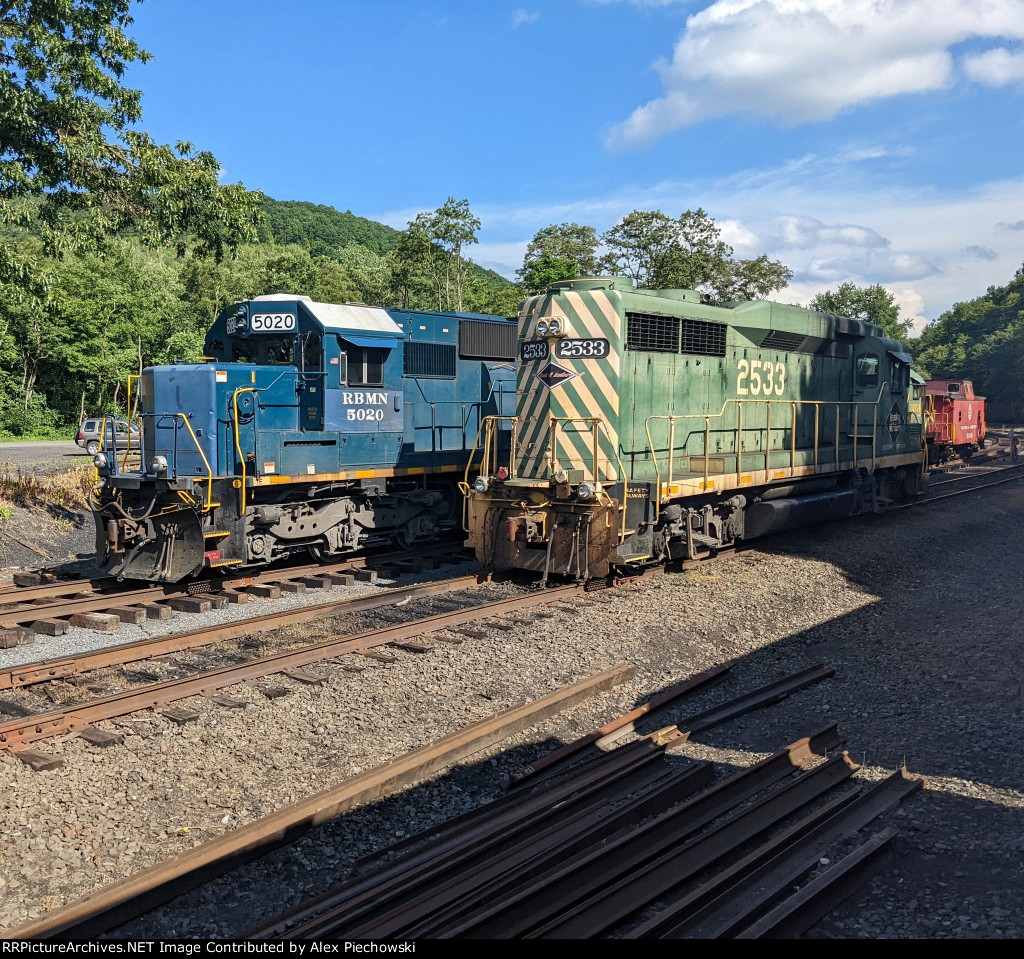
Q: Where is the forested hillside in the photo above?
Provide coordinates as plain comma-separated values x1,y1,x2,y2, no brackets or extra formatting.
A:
0,195,522,439
912,268,1024,409
258,199,399,257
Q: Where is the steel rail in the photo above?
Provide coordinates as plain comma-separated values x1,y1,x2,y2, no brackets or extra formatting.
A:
0,574,485,692
0,544,465,623
434,725,845,938
679,664,835,734
900,464,1024,510
506,660,734,788
0,581,586,751
340,753,707,941
733,826,899,939
628,766,923,938
263,735,706,940
522,753,860,939
4,666,635,941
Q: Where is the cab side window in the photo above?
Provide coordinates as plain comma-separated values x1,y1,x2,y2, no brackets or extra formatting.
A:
891,361,910,392
856,354,879,389
347,347,386,386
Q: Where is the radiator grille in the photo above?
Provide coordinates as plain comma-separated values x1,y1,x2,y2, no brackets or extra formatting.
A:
679,318,727,356
626,312,679,353
404,341,457,378
459,319,517,360
626,311,727,357
761,330,807,352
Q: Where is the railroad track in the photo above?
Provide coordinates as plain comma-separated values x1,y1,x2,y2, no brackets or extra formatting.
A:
0,576,623,757
0,544,467,641
909,460,1024,508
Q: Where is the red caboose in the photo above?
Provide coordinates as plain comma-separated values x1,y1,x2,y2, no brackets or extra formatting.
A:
924,379,986,464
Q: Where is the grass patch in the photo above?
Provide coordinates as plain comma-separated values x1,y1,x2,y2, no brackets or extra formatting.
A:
0,460,95,515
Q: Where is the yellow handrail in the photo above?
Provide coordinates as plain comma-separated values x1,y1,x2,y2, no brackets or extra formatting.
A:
175,413,215,511
232,387,257,515
643,387,897,518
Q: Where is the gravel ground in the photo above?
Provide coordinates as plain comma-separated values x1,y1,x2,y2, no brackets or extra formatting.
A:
1,478,1022,938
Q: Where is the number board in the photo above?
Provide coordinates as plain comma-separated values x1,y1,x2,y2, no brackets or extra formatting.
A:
520,341,549,361
250,313,296,333
554,338,609,359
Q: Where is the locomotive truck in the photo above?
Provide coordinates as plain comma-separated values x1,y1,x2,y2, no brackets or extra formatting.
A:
463,276,927,581
92,295,517,581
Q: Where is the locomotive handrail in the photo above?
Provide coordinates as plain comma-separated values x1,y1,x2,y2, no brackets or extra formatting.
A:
547,414,629,541
643,391,895,518
92,413,143,485
232,387,258,516
174,413,215,511
107,411,216,512
461,414,520,531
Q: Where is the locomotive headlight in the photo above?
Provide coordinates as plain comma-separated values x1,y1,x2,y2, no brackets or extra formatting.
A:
149,455,168,476
473,476,490,493
577,482,601,501
547,317,562,335
92,453,108,470
536,320,549,335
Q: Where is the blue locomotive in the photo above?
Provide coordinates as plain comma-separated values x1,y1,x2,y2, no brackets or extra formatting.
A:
93,295,517,581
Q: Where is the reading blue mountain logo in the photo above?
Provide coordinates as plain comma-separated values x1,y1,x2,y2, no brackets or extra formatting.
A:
887,402,905,440
535,362,578,389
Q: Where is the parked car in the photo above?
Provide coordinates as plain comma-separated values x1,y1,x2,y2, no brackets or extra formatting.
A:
75,418,142,456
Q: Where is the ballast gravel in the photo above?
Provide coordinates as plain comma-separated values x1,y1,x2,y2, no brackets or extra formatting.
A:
1,479,1023,939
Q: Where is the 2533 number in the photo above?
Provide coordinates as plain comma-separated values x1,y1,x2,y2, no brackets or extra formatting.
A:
737,359,786,396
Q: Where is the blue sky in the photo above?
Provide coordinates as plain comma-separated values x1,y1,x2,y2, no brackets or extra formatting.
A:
124,0,1024,329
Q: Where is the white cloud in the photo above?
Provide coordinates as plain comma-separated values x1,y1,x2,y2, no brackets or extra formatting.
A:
892,288,929,334
803,250,942,284
963,47,1024,86
511,9,540,28
607,0,1024,149
765,215,890,250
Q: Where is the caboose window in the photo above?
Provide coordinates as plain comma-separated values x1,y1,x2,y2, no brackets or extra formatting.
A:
346,346,386,386
856,354,879,389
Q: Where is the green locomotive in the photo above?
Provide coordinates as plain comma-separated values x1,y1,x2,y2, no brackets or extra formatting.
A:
463,276,927,580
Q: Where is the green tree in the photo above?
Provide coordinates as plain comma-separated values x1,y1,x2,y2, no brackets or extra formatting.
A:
396,198,481,311
600,208,791,301
721,254,795,301
600,210,678,288
0,0,262,311
809,283,911,341
518,222,600,292
651,208,735,290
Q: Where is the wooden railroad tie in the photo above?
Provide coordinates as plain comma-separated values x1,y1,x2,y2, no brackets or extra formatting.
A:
69,612,121,631
165,597,212,615
16,749,63,771
0,626,35,647
79,728,123,748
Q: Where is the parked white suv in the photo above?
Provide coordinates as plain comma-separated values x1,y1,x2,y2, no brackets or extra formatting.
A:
75,418,141,456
